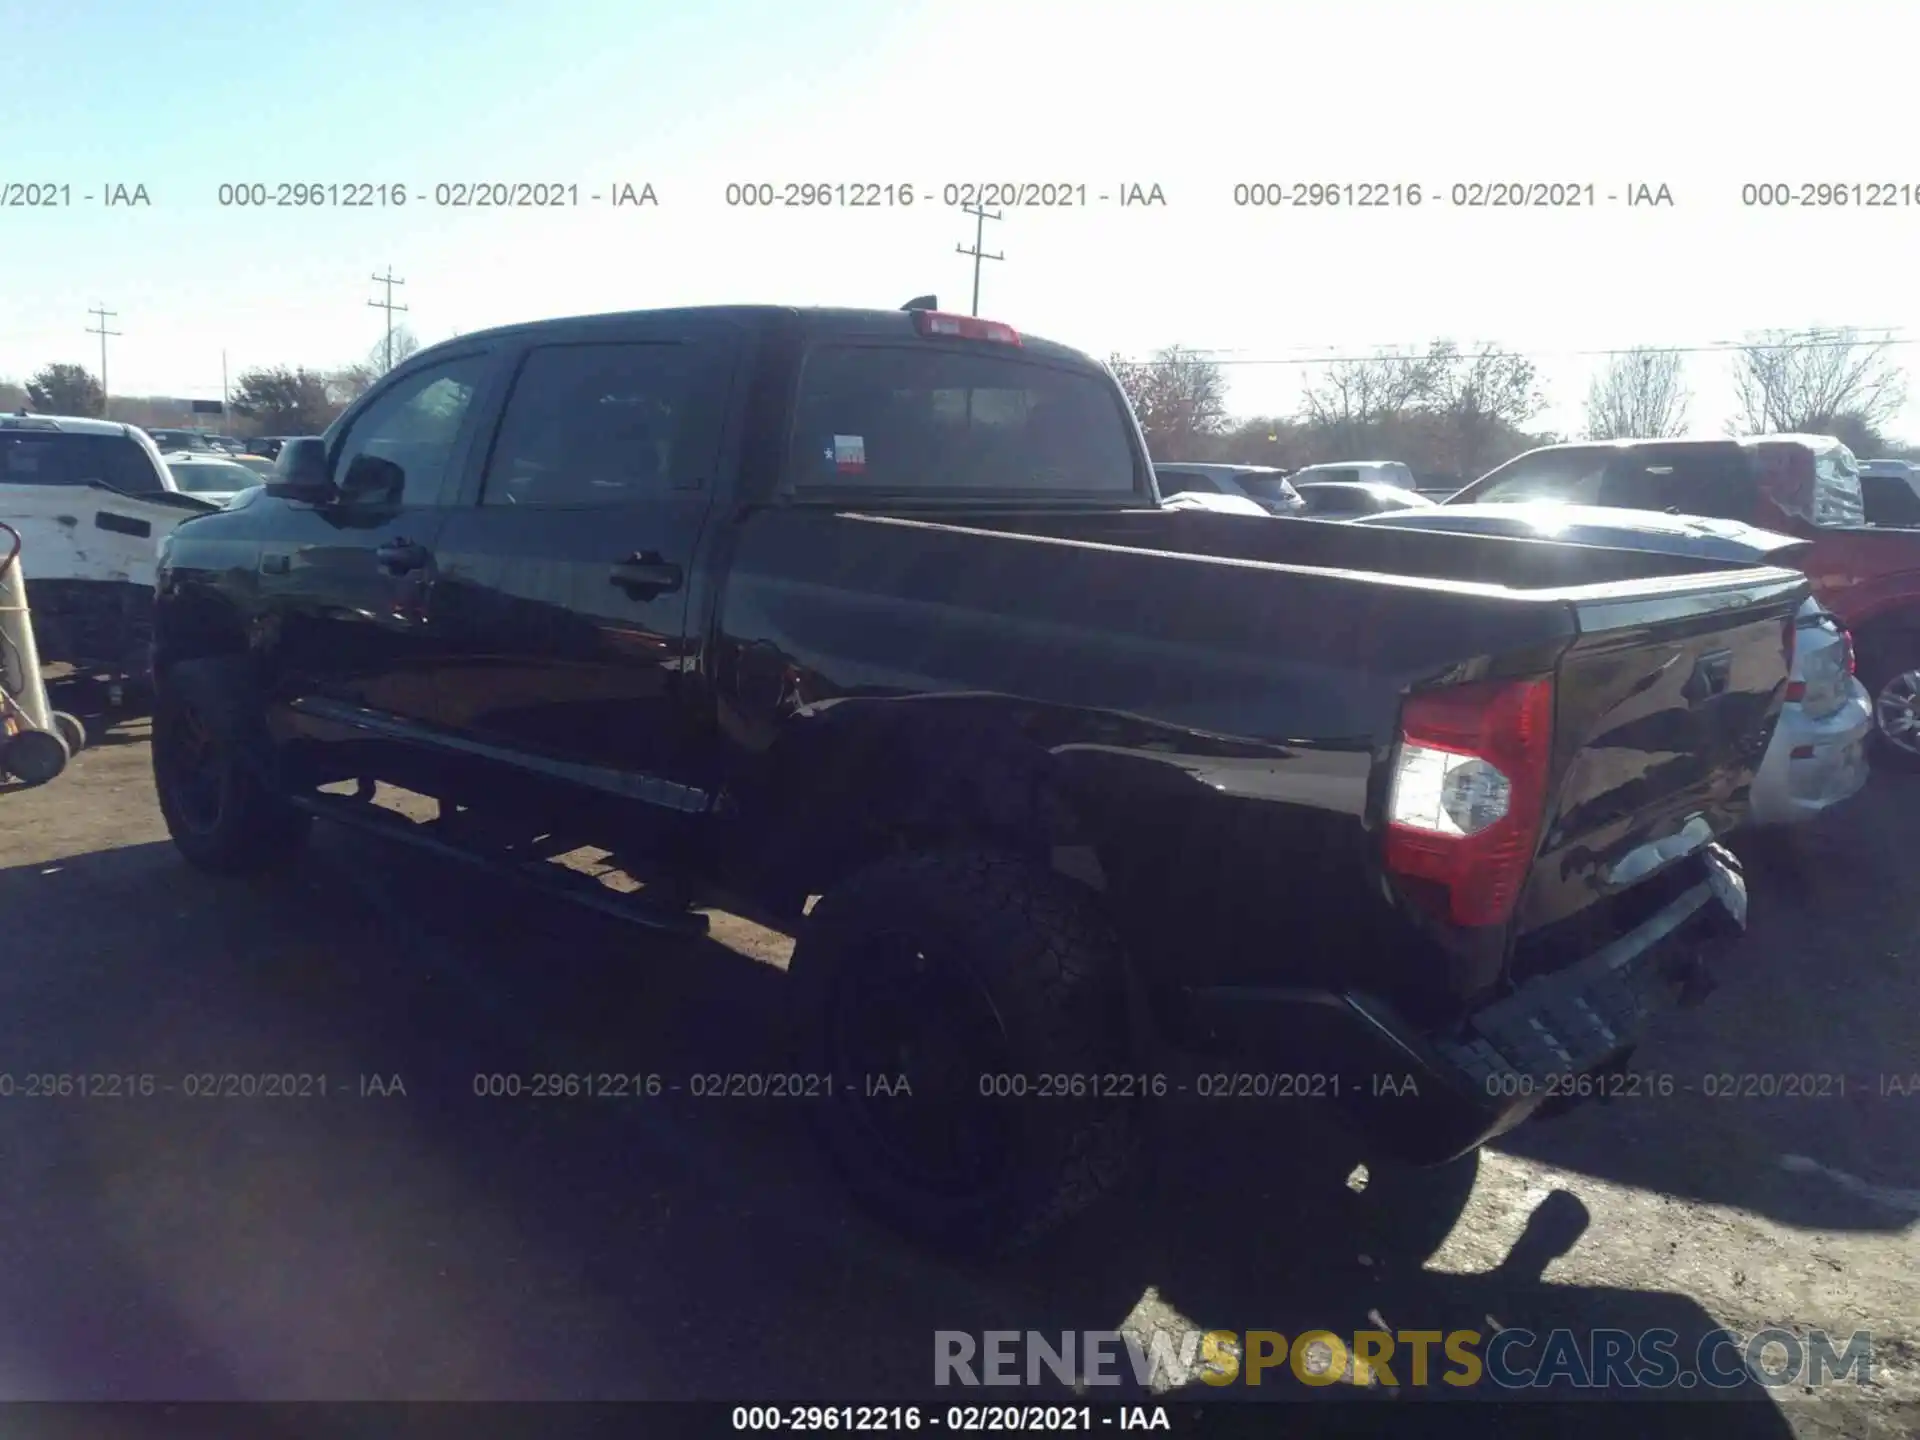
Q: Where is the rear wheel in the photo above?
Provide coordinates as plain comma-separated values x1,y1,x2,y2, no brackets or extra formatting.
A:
152,658,311,873
788,850,1140,1257
1862,641,1920,773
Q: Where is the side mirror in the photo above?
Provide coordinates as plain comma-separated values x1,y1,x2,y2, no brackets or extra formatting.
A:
336,453,406,507
264,437,333,503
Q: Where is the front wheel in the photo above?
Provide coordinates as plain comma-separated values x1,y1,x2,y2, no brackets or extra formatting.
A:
1862,642,1920,773
788,850,1140,1257
151,658,311,873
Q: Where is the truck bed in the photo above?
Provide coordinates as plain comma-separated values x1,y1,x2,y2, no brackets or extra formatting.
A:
717,503,1806,1005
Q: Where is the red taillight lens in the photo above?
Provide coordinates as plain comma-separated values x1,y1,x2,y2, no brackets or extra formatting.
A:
1383,676,1555,929
912,310,1021,345
1844,629,1857,675
1785,680,1807,703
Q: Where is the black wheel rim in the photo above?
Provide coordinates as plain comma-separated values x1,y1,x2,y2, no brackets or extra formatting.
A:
1876,669,1920,756
159,699,225,833
825,932,1018,1199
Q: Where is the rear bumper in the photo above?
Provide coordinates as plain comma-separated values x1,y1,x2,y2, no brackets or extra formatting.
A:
1747,684,1872,826
1180,843,1749,1165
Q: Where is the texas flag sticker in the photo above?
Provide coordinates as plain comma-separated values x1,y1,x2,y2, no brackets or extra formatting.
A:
831,434,867,474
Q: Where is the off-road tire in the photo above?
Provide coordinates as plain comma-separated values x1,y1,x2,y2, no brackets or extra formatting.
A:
152,657,311,873
788,849,1140,1257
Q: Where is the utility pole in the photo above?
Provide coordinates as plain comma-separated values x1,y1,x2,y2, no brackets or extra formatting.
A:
954,206,1003,317
367,268,408,372
85,304,120,418
221,349,229,418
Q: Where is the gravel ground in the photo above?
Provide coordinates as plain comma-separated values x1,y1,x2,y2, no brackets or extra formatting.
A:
0,705,1914,1436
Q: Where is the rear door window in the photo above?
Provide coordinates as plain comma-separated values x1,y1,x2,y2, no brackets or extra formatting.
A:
482,341,733,507
788,345,1142,495
0,432,166,493
1595,444,1752,520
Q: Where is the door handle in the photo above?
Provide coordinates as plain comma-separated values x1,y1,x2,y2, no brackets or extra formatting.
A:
375,540,430,574
261,553,290,575
609,552,682,599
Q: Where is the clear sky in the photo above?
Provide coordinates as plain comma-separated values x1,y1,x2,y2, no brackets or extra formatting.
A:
5,0,1919,440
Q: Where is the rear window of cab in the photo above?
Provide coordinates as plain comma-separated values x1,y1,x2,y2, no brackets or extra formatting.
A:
787,345,1142,495
0,432,167,493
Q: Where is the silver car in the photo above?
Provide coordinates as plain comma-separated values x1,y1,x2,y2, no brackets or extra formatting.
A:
162,452,266,508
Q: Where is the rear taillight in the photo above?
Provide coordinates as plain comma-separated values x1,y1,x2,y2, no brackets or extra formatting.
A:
912,310,1021,345
1844,629,1857,675
1785,680,1807,703
1383,677,1555,929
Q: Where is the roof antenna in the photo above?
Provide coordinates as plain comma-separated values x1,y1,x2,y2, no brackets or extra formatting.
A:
901,295,938,311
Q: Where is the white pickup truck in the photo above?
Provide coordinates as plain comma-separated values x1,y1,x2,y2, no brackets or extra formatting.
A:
0,413,218,690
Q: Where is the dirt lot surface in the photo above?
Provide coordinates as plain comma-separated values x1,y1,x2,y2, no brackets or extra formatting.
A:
1,706,1916,1436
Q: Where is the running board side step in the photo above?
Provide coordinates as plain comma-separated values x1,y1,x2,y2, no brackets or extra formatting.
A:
287,792,711,939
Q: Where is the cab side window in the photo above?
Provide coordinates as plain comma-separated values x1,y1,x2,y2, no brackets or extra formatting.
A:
334,356,490,508
481,342,730,507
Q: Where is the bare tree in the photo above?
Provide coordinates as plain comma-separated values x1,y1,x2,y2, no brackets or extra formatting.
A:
1301,347,1442,438
1108,345,1229,458
327,363,378,406
368,324,421,377
1731,328,1906,435
1424,342,1547,477
1584,347,1690,440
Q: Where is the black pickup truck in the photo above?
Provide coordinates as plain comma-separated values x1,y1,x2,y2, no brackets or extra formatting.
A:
149,302,1805,1254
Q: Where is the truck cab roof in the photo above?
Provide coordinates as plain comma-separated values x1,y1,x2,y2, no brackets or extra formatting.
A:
414,304,1105,373
0,412,141,437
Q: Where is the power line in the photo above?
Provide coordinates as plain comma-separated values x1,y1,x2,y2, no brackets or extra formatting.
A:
367,268,408,371
1120,329,1920,369
85,304,120,417
954,206,1003,318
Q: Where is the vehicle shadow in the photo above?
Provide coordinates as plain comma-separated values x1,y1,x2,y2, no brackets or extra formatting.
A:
0,832,1811,1432
1494,776,1920,1238
46,675,152,746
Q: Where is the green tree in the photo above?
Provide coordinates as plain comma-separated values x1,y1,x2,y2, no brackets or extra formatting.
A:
229,366,335,433
26,363,104,416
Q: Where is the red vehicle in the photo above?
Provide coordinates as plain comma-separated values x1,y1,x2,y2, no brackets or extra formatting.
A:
1449,434,1920,769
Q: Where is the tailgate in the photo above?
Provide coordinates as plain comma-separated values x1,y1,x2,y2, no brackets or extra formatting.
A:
1512,567,1807,952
